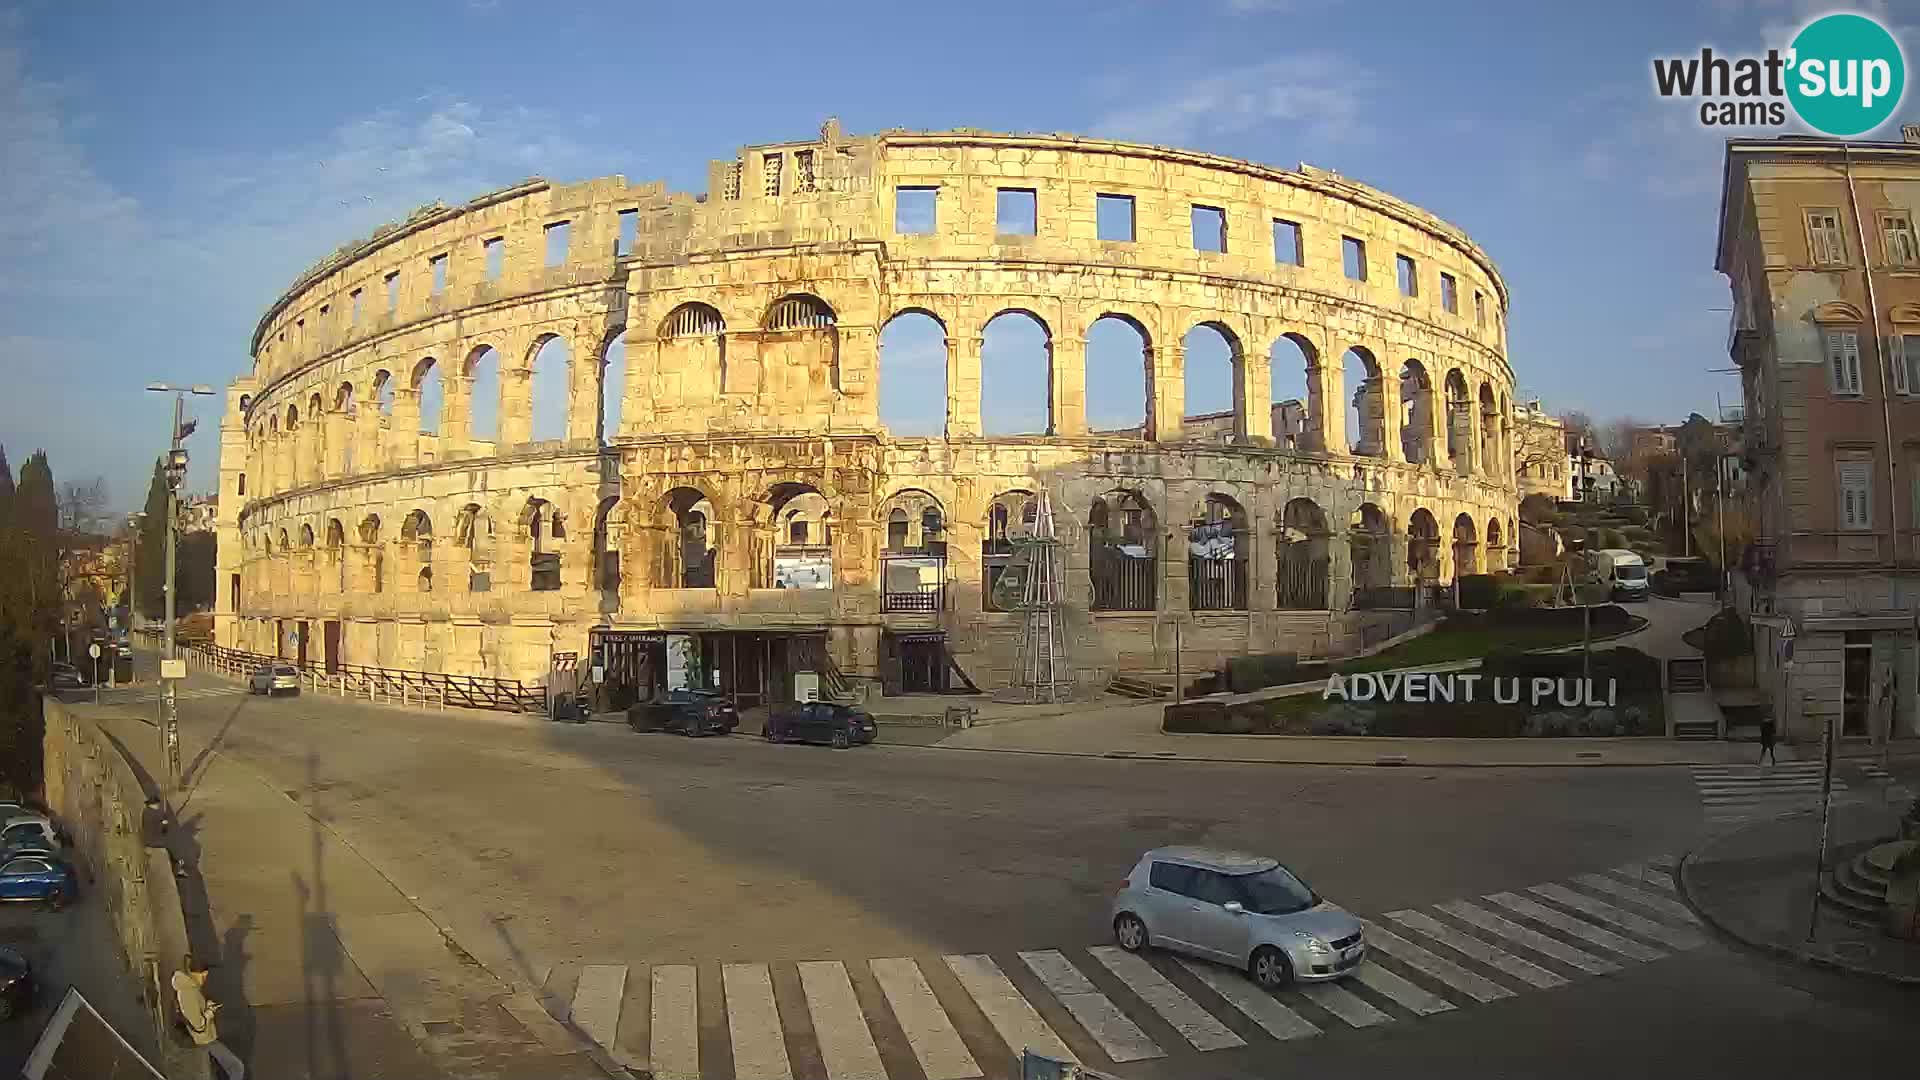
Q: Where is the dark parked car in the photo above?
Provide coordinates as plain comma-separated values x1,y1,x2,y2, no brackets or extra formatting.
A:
1653,557,1720,596
0,947,32,1020
766,702,877,749
627,690,740,737
48,663,86,691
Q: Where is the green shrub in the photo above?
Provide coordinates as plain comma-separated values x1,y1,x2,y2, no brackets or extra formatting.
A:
1698,607,1753,660
1457,574,1499,610
1494,583,1553,609
1224,652,1301,693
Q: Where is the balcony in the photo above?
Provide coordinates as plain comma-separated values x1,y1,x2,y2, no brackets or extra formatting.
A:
1727,300,1762,366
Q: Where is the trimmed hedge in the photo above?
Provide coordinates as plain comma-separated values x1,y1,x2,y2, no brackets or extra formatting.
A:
1224,652,1301,693
1457,574,1499,611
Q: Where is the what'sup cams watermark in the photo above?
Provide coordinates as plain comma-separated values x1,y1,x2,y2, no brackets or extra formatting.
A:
1652,11,1906,136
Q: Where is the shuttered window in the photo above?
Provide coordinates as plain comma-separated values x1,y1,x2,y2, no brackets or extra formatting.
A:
1807,209,1846,265
1882,212,1918,268
1839,462,1873,530
1897,333,1920,395
1826,329,1863,395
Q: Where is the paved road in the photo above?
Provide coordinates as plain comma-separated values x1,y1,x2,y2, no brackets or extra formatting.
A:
82,667,1915,1079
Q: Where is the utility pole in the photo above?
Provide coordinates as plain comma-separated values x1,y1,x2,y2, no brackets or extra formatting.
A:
148,382,215,807
1681,453,1692,558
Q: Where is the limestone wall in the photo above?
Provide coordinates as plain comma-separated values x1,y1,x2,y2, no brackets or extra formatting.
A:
218,122,1520,687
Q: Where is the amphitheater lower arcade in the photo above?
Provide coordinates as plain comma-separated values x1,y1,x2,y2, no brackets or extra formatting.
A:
216,123,1519,702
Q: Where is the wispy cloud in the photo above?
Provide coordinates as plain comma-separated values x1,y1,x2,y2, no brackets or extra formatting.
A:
1088,53,1374,148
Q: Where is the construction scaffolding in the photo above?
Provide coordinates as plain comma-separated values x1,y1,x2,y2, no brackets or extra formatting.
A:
997,492,1079,704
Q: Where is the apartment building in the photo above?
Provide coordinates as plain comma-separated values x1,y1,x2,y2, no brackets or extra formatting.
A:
1717,132,1920,746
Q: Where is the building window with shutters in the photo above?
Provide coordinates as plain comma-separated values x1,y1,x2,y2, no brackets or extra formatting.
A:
1882,212,1918,268
1825,328,1863,395
1897,332,1920,395
1806,208,1846,266
1838,461,1873,531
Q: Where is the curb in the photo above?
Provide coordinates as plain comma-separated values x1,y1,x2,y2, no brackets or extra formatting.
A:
1677,830,1920,987
915,738,1920,770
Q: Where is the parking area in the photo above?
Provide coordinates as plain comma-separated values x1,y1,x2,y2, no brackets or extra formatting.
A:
0,877,161,1073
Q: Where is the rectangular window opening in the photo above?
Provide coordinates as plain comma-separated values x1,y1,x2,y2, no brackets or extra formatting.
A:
616,209,638,256
1474,290,1486,327
350,289,363,324
1807,208,1846,266
1882,211,1918,268
429,253,448,297
997,188,1037,236
1272,219,1302,266
384,271,400,313
1440,272,1458,313
1096,193,1135,242
1901,333,1920,395
894,186,938,235
1839,460,1873,530
1396,254,1418,297
1342,236,1368,281
544,221,570,267
1825,328,1863,396
1191,205,1227,253
483,237,505,281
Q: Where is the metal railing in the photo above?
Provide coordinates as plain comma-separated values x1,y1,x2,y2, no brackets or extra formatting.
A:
171,639,544,713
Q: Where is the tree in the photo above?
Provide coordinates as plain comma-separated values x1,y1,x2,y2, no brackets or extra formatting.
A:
178,531,218,613
1512,415,1567,488
0,445,13,529
0,448,56,796
1594,418,1640,469
13,452,55,543
135,459,170,620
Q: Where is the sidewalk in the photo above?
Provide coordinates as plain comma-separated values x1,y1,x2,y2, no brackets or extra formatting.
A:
1680,802,1920,983
923,697,1920,767
75,701,616,1080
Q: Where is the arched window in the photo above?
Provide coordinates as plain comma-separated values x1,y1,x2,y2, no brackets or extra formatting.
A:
1188,494,1249,611
418,566,434,592
983,490,1038,611
1183,323,1244,443
661,303,729,396
656,488,715,588
887,508,910,551
1277,499,1331,610
1089,490,1157,612
765,484,831,589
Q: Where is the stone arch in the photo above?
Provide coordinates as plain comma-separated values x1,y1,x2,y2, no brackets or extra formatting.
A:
1343,346,1385,456
526,334,571,444
464,345,502,442
1407,507,1441,582
1487,515,1506,570
1398,359,1436,465
878,488,945,551
277,527,290,551
1086,313,1152,439
414,356,443,434
753,481,832,589
335,381,355,412
1452,512,1480,578
661,302,729,397
373,369,395,416
983,488,1039,611
325,517,347,591
593,495,628,600
519,496,564,590
454,503,496,591
653,486,717,589
1443,369,1471,469
1270,333,1316,450
878,309,947,437
1183,321,1245,442
981,309,1052,436
600,330,627,443
299,523,315,548
1478,382,1499,476
418,565,434,592
1278,498,1332,610
1348,502,1393,594
1189,492,1250,610
400,509,433,566
238,394,252,412
1087,488,1158,611
285,402,299,430
761,293,841,397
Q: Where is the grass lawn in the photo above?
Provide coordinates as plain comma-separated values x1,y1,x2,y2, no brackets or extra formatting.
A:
1329,622,1609,675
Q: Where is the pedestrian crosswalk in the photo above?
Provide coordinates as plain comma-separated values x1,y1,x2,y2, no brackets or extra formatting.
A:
535,855,1705,1078
1691,761,1853,825
94,684,250,705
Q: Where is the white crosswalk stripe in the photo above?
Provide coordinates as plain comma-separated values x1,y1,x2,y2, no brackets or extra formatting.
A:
1692,763,1851,825
870,959,980,1080
945,953,1077,1063
1173,957,1321,1040
1019,950,1162,1063
537,855,1714,1077
1087,946,1244,1051
800,961,888,1080
722,963,791,1080
1570,874,1702,925
1481,892,1667,962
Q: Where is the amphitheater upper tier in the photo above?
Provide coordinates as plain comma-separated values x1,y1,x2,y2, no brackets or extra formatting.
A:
216,119,1521,695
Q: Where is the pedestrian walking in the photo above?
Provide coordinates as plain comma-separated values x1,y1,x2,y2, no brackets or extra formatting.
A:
1758,716,1777,766
173,956,245,1079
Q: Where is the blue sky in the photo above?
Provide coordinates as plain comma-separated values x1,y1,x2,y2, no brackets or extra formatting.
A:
2,0,1914,510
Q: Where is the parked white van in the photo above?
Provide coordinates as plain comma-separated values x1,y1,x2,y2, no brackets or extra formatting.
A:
1593,549,1649,602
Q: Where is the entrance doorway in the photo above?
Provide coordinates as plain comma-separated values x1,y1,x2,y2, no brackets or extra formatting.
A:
323,620,341,673
884,632,951,695
588,629,666,712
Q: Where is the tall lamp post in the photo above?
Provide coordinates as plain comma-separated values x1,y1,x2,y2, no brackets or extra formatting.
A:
147,382,215,806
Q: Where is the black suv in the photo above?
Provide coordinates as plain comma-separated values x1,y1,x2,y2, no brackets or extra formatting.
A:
627,690,740,737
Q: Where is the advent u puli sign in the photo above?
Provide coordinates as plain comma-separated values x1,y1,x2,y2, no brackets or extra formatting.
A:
1324,672,1619,708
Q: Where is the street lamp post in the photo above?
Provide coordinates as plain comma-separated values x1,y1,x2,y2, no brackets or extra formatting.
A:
147,382,215,806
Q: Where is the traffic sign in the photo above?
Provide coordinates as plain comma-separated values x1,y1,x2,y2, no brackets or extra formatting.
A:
88,643,101,660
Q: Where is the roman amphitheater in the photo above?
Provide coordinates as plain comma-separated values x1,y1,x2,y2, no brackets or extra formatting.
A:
214,119,1519,707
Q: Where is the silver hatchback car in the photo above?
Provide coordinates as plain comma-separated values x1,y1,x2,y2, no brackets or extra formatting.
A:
1110,846,1365,989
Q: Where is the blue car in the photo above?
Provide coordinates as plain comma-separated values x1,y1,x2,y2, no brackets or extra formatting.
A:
0,853,76,909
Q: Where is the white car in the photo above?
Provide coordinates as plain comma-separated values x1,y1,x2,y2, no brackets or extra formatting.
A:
0,816,63,856
248,664,301,696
